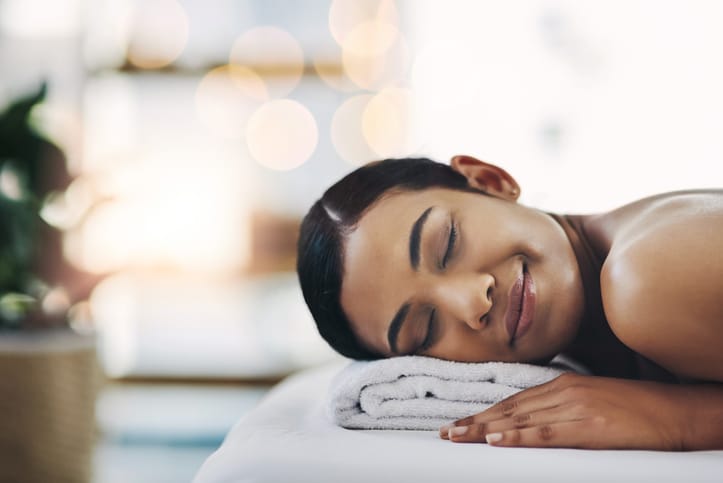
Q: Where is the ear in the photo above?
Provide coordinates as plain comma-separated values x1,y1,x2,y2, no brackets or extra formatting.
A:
450,155,520,201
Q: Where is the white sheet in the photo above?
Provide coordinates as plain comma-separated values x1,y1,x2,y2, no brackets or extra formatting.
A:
194,362,723,483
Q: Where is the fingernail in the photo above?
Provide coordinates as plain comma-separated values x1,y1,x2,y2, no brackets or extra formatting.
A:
485,432,503,444
439,425,451,438
449,426,468,437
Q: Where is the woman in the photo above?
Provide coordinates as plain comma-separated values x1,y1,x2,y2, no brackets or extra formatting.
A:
297,155,723,450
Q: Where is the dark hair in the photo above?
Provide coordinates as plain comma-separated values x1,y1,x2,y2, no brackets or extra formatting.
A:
296,157,480,359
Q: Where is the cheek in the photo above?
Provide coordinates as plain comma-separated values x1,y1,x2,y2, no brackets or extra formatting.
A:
433,326,508,363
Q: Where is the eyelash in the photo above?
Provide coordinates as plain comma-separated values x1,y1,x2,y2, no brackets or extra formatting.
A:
441,220,458,269
418,309,437,353
418,218,457,354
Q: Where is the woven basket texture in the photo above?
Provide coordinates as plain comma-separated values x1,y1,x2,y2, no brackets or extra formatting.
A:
0,336,99,483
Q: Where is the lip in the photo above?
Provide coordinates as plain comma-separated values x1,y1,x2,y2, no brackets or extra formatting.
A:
505,264,536,344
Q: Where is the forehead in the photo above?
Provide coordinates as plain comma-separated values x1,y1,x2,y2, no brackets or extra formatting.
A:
339,188,461,350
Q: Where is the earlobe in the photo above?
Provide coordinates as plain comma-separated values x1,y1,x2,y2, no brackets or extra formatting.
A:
450,155,521,201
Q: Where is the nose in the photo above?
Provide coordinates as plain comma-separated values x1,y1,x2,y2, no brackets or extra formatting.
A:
431,272,494,330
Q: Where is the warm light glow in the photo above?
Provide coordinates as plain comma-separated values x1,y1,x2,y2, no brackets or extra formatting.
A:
70,200,134,273
343,20,398,57
40,177,94,230
331,94,377,165
328,0,399,47
342,24,410,90
229,26,305,99
127,0,189,69
64,150,250,274
246,100,318,171
195,65,268,140
362,87,423,158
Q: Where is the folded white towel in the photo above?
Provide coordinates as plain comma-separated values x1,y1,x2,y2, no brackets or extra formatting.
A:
328,355,585,430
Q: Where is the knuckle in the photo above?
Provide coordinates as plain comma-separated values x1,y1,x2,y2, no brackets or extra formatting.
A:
508,430,522,444
500,400,519,417
538,425,554,441
475,422,487,438
572,400,593,414
512,413,531,427
455,416,475,426
591,415,608,428
561,385,585,399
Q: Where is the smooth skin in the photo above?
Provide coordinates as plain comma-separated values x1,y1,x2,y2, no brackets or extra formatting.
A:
340,155,723,450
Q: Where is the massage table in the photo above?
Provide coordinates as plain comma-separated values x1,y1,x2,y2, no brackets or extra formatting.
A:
194,361,723,483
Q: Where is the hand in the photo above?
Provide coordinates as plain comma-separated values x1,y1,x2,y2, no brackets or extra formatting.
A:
439,373,690,450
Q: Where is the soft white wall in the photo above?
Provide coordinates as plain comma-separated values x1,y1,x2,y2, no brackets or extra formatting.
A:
406,0,723,213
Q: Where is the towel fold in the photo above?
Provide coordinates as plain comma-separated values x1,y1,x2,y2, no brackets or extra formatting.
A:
328,355,585,430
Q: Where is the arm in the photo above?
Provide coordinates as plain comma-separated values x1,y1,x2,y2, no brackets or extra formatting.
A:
440,372,723,450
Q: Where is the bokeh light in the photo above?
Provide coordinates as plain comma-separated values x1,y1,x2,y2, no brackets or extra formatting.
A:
362,87,423,158
195,64,268,140
246,100,318,171
342,24,410,90
229,26,304,99
41,286,72,316
127,0,189,69
328,0,399,47
331,94,377,165
313,54,358,93
342,20,398,57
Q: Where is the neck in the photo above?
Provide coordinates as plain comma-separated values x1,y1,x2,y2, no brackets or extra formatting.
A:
548,213,639,378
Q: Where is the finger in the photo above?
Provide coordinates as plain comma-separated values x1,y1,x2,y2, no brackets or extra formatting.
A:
451,379,571,427
440,373,582,437
485,420,598,448
447,404,579,443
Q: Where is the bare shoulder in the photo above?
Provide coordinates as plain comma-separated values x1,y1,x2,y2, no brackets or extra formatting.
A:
598,190,723,381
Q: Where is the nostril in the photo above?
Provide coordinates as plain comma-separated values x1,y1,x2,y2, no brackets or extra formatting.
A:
486,286,493,302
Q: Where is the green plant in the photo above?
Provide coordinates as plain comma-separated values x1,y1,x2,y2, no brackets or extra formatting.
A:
0,83,73,329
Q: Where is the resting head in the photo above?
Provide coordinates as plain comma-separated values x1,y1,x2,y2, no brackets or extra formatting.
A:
297,156,585,364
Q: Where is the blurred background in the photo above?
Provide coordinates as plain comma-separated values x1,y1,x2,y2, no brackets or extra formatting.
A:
1,0,722,481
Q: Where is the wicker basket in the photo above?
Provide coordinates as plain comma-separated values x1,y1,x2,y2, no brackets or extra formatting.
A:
0,330,100,483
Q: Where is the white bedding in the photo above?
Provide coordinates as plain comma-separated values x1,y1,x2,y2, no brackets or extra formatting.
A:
194,362,723,483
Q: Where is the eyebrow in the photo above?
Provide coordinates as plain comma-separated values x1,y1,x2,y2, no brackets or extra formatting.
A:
387,206,434,353
409,206,434,271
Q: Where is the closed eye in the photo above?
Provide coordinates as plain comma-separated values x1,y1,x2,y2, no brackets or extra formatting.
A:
417,308,437,353
440,219,457,269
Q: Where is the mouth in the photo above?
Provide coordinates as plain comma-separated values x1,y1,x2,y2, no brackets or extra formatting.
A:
505,262,536,345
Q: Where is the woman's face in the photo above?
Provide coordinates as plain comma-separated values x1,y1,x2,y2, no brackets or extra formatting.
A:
340,187,585,363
